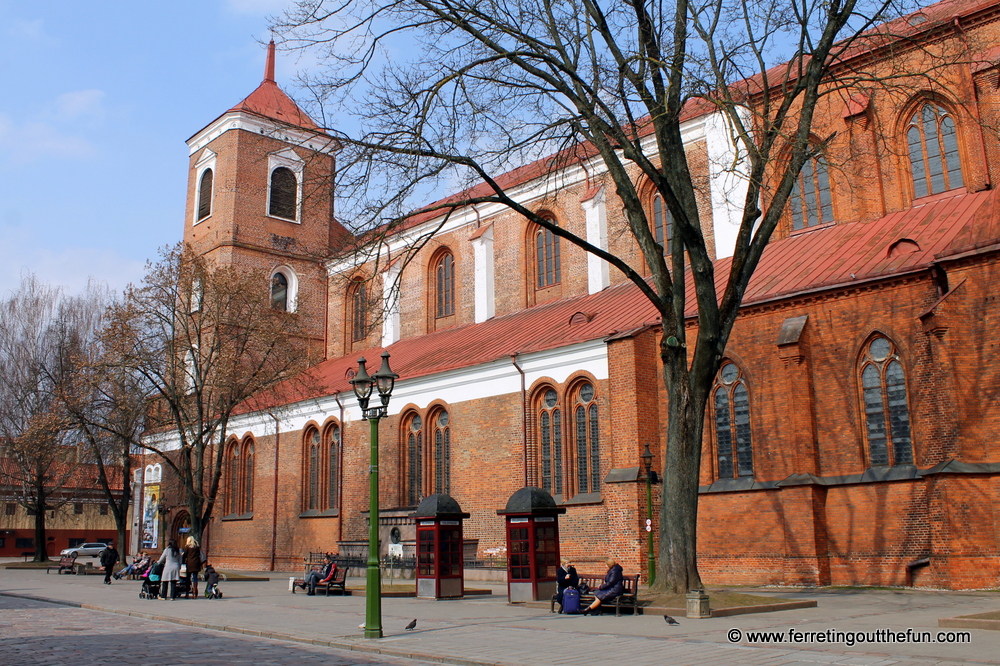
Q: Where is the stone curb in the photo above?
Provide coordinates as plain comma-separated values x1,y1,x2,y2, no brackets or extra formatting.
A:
939,617,1000,631
0,591,491,666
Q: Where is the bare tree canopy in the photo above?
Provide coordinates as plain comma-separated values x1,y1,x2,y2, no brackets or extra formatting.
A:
107,244,313,542
273,0,966,590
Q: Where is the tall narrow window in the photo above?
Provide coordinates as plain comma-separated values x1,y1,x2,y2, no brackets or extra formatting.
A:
789,155,833,230
537,388,563,496
652,194,673,247
269,166,298,219
573,383,600,495
406,414,424,506
227,445,240,514
713,362,754,479
860,336,913,466
271,272,288,311
307,429,319,510
433,411,451,494
243,442,254,513
907,102,964,199
534,219,561,289
351,281,367,342
327,425,340,511
435,252,455,318
197,169,213,221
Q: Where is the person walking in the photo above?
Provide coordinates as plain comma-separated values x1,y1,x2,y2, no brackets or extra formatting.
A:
100,543,119,585
183,536,204,598
157,539,183,600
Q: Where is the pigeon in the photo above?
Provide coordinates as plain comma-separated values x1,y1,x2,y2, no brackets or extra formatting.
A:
405,619,417,631
664,615,680,625
358,623,366,629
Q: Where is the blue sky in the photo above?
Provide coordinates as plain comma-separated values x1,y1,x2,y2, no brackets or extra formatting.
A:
0,0,305,297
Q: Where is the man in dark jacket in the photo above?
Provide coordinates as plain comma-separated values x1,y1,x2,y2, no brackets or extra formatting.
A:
304,555,337,595
100,543,119,585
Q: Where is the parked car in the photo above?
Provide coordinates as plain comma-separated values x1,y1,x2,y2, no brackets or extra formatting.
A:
59,543,108,558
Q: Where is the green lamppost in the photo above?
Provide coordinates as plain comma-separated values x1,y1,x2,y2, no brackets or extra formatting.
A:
350,351,398,639
640,444,660,585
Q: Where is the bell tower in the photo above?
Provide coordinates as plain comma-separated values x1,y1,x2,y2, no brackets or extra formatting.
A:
182,41,346,356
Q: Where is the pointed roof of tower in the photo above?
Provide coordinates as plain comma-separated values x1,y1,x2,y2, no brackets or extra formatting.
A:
226,40,321,131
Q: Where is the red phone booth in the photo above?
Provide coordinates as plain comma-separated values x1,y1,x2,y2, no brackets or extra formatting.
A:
412,494,470,599
497,487,566,603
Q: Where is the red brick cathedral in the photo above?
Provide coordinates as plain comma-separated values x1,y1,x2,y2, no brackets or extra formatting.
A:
158,5,1000,589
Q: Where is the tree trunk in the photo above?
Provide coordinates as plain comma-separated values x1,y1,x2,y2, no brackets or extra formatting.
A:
654,349,710,593
32,494,48,563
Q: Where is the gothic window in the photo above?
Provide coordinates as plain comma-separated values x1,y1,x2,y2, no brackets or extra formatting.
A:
432,410,451,495
268,166,298,220
435,252,455,319
405,413,424,506
226,442,240,515
243,440,254,513
350,280,367,342
713,362,754,479
860,336,913,467
327,425,340,510
534,218,561,289
907,102,964,199
271,272,288,311
306,429,320,510
197,169,213,221
789,154,833,230
651,193,673,248
573,382,601,495
537,388,563,497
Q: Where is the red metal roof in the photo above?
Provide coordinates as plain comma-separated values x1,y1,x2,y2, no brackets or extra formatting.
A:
285,188,1000,406
226,80,320,131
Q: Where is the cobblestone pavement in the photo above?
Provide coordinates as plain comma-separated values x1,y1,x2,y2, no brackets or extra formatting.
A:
0,596,437,666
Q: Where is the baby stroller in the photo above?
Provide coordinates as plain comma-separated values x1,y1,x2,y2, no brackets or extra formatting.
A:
139,560,163,600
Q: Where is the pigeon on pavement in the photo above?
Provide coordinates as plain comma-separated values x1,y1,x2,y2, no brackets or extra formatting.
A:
405,619,417,631
664,615,680,625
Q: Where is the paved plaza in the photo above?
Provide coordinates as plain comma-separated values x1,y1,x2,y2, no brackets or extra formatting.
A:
2,565,998,665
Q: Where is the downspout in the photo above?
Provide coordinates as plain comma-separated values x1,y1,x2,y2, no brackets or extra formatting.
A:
334,393,346,544
268,411,280,572
510,354,528,485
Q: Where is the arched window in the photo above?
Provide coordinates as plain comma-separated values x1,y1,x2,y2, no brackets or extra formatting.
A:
537,388,563,497
860,336,913,467
271,272,288,311
227,443,240,515
651,193,673,248
789,154,833,230
432,410,451,495
243,440,254,513
327,425,340,511
435,252,455,319
713,362,754,479
306,429,320,511
534,219,561,289
350,281,367,343
197,168,213,221
268,166,298,220
907,102,964,199
405,413,424,506
573,383,601,495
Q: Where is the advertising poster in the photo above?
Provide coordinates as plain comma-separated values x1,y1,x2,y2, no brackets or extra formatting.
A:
142,485,160,549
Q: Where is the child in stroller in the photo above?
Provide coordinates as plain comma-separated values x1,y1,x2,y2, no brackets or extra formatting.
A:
203,564,222,599
139,559,164,600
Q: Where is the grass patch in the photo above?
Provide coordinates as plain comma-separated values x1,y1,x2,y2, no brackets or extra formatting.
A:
956,610,1000,620
641,590,797,609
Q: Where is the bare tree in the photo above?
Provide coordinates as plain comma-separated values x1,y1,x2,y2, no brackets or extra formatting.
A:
270,0,972,591
0,275,83,562
106,244,312,543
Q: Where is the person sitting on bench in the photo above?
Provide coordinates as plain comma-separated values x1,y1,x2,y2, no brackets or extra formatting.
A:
582,557,624,615
304,555,337,595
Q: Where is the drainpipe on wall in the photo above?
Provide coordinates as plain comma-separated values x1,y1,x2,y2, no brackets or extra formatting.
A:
334,393,346,544
510,354,528,485
268,411,281,572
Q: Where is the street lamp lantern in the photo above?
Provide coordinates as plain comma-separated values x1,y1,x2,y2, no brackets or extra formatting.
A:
353,352,397,639
641,443,660,585
641,444,653,477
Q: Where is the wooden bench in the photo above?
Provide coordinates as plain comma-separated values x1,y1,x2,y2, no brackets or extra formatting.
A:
46,555,78,575
292,564,349,596
551,573,642,616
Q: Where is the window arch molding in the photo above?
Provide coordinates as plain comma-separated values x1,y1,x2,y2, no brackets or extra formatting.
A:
223,436,241,516
428,247,456,324
346,275,370,346
400,408,426,507
896,94,966,201
266,149,304,222
525,212,562,302
855,332,914,468
240,435,255,514
192,148,216,226
636,177,674,262
426,402,453,496
270,265,298,313
709,358,756,480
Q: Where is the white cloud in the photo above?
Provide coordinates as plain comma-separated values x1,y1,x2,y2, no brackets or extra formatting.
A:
0,113,96,165
53,89,106,122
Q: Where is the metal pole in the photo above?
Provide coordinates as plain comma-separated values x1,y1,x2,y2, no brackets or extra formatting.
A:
364,414,383,638
646,475,655,585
